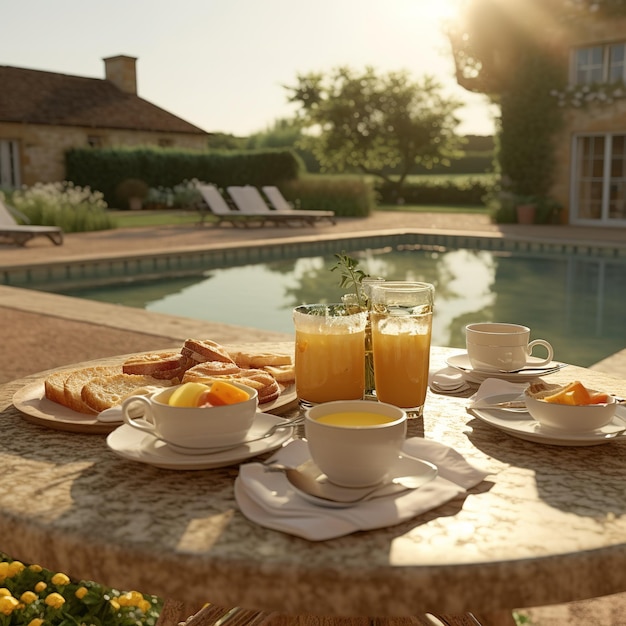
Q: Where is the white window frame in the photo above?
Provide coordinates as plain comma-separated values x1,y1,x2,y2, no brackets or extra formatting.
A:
0,140,21,188
571,42,626,85
570,132,626,226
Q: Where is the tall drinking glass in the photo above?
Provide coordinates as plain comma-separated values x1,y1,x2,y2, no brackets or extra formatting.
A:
293,303,367,406
369,282,435,417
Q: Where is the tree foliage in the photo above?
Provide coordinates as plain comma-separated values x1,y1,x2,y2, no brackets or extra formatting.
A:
446,0,626,201
285,66,465,192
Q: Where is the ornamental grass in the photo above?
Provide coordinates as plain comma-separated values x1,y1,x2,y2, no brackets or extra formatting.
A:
2,182,115,233
0,555,162,626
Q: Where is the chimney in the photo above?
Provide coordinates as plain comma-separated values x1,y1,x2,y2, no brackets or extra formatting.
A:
103,55,138,95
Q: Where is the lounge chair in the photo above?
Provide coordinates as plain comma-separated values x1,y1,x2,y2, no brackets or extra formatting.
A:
262,185,336,225
227,186,336,227
0,198,63,246
195,184,268,228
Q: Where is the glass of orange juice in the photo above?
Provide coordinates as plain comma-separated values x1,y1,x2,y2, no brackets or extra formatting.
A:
293,304,367,406
369,282,435,417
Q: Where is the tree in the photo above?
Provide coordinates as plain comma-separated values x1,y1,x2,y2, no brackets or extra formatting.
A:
246,118,322,172
445,0,626,199
285,66,464,194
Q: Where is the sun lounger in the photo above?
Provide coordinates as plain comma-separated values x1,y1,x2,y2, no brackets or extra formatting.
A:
195,184,268,228
262,185,336,224
227,186,336,227
0,198,63,246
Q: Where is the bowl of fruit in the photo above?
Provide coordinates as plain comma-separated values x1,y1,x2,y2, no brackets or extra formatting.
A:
524,381,616,432
121,380,258,449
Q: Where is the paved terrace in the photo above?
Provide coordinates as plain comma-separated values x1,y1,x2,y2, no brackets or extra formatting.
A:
2,210,626,624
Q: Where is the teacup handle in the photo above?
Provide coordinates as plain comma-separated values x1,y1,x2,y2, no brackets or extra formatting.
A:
121,396,156,435
527,339,554,366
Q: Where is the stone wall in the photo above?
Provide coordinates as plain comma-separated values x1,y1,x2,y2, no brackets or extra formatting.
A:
549,16,626,223
0,122,208,186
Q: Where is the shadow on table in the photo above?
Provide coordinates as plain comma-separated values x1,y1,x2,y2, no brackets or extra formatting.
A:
463,413,626,517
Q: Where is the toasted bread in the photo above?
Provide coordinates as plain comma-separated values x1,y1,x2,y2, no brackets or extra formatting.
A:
122,351,184,379
229,350,292,368
63,366,119,414
44,369,72,406
261,364,295,384
81,374,172,413
182,339,235,364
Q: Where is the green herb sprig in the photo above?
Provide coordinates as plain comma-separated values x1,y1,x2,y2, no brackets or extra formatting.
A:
330,253,370,309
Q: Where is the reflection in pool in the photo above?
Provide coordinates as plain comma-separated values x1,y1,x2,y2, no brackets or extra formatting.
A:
61,246,626,368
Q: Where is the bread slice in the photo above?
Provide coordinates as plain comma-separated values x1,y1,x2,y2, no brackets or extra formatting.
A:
63,366,119,414
262,364,295,384
229,350,292,368
81,374,172,413
181,338,235,364
44,369,72,406
122,351,185,379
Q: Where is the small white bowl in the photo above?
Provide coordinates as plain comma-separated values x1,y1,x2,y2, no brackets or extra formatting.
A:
122,382,258,448
523,390,616,432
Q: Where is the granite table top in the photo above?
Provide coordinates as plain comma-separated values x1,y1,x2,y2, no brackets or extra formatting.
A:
0,344,625,617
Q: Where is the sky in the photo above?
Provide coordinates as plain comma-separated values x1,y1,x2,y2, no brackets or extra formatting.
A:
3,0,498,137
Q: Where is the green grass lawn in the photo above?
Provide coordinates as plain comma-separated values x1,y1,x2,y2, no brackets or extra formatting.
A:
111,204,488,228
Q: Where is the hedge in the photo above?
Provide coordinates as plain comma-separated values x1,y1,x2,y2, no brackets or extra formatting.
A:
65,147,304,208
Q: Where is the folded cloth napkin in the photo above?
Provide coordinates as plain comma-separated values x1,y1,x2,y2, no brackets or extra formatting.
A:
468,378,529,410
429,367,473,395
235,438,489,541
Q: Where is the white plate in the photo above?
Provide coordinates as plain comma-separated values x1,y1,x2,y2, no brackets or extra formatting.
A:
106,413,296,469
288,448,438,509
469,402,626,446
447,353,567,384
13,379,297,434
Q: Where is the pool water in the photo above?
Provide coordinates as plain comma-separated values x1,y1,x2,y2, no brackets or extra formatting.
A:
61,246,626,368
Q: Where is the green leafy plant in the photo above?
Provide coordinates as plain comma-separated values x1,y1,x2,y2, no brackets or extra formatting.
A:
0,555,161,626
330,253,370,308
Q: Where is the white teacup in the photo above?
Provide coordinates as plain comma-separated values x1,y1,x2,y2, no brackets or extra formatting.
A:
466,322,554,372
304,400,407,488
121,383,258,449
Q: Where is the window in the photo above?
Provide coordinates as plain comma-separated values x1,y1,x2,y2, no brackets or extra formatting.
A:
0,140,21,188
572,133,626,224
573,42,626,85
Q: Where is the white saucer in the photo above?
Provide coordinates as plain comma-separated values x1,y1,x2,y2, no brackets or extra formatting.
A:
469,403,626,446
447,353,566,384
288,450,438,509
106,413,295,469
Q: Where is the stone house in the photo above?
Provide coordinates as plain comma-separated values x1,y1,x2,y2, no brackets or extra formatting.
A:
0,55,209,188
551,16,626,227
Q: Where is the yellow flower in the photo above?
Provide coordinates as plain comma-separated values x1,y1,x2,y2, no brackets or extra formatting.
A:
20,591,38,604
75,586,89,600
138,599,151,613
7,561,25,577
28,564,43,573
51,572,70,586
0,562,8,582
118,590,144,606
28,619,44,626
0,595,19,615
0,589,11,598
109,598,120,610
44,592,65,609
34,582,47,593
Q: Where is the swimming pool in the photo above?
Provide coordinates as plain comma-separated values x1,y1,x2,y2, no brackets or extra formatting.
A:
56,242,626,368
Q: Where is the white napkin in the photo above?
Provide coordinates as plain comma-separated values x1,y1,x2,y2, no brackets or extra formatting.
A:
468,378,529,410
429,367,473,395
235,439,489,541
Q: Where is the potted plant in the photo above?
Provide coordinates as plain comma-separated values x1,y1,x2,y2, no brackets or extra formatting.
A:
514,195,538,224
116,178,150,210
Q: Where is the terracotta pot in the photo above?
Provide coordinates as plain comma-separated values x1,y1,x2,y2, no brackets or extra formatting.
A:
516,203,536,224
